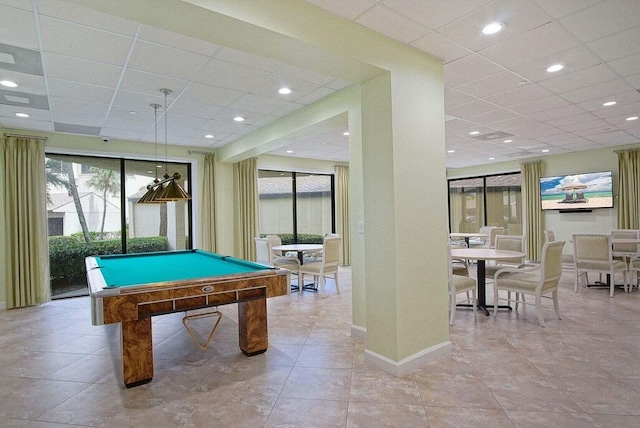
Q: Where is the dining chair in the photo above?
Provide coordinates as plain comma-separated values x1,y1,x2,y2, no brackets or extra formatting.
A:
630,253,640,292
572,233,628,297
297,235,341,295
448,245,477,326
611,229,640,264
544,230,555,243
475,226,504,249
257,236,301,291
484,234,526,308
493,240,565,327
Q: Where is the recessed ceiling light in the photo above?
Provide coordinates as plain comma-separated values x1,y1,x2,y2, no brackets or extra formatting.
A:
469,131,480,135
602,101,616,107
343,131,349,136
517,80,528,86
542,149,550,153
488,157,495,160
546,64,563,73
205,134,214,139
15,112,29,118
129,111,137,115
157,165,162,169
285,150,294,154
626,116,638,121
447,150,455,153
147,170,153,174
481,22,504,35
0,80,18,88
233,116,245,122
278,87,292,95
503,139,513,143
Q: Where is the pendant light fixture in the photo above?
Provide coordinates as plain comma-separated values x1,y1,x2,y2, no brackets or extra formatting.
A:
155,88,191,201
137,103,165,204
137,89,191,203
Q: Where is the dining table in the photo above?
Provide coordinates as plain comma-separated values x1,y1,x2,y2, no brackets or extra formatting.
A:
451,247,526,316
272,244,323,265
449,232,490,247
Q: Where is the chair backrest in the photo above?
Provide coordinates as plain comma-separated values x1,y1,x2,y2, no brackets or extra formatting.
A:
322,235,341,272
572,233,611,263
489,227,504,248
447,244,454,294
540,240,566,289
544,230,555,243
611,229,640,253
254,237,272,264
265,235,283,256
494,235,525,264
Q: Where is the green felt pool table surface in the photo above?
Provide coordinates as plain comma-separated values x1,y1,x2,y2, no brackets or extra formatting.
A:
95,249,273,288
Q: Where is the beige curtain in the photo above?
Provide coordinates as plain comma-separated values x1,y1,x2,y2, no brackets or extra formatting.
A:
335,165,350,265
199,154,217,252
521,160,544,261
233,158,258,260
2,136,50,308
617,149,640,229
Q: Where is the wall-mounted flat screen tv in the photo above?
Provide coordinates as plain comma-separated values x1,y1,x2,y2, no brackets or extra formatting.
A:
540,171,614,211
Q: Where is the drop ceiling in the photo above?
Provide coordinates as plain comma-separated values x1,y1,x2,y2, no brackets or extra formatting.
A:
0,0,639,168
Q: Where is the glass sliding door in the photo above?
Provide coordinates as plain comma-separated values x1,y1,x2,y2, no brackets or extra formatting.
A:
258,170,335,244
486,174,522,234
258,170,294,243
295,173,333,243
124,160,192,252
46,154,192,298
448,177,484,233
46,154,122,297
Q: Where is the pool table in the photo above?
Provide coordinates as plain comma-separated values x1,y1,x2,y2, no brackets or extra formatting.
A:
86,250,290,387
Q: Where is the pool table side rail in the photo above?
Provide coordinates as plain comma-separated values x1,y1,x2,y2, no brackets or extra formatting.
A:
86,257,290,325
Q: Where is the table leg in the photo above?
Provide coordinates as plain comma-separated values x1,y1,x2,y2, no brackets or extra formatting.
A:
476,260,490,316
238,298,268,356
122,318,153,388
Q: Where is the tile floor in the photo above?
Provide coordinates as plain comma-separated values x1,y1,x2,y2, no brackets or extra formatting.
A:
1,266,640,427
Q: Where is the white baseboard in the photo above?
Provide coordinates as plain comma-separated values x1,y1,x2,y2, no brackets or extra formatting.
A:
351,324,366,340
364,340,452,377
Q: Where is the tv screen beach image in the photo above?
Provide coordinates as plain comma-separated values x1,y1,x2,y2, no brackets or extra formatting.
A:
540,172,613,210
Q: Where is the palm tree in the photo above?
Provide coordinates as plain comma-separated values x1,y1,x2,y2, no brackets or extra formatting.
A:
45,158,91,242
87,167,121,239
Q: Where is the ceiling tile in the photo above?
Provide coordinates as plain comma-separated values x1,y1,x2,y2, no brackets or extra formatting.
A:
0,103,50,120
39,16,133,65
546,112,599,127
304,0,377,20
0,70,46,94
438,0,552,52
559,118,613,133
481,22,579,69
587,25,640,62
455,71,525,98
179,82,243,107
532,0,601,19
48,96,109,117
509,94,571,115
112,89,164,111
52,111,104,127
214,47,283,73
559,78,635,103
446,99,500,119
251,74,321,102
466,107,521,125
166,99,222,120
195,59,273,92
558,0,640,43
383,0,493,29
578,90,640,111
444,54,503,87
490,115,540,131
592,101,640,119
37,0,138,36
138,25,219,56
608,52,640,77
0,4,39,49
538,63,618,93
483,83,552,107
277,64,336,86
47,79,114,104
295,86,336,105
530,104,585,122
43,53,122,87
411,31,473,63
229,93,292,115
0,117,53,131
444,88,477,109
107,106,155,123
512,45,603,84
355,4,430,43
127,40,209,81
0,0,32,11
625,73,640,89
119,69,190,97
100,127,145,140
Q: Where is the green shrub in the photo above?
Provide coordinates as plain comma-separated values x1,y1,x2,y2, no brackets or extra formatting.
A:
260,233,324,244
49,236,169,283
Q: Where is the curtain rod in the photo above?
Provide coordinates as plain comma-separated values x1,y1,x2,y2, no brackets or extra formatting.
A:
187,150,214,155
614,147,640,153
4,133,48,140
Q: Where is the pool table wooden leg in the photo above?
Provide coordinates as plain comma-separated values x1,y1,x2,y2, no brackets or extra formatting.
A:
238,298,268,356
122,318,153,388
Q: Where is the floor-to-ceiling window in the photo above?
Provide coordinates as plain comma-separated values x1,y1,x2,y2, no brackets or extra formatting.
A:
448,173,521,234
258,170,335,243
46,153,192,298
